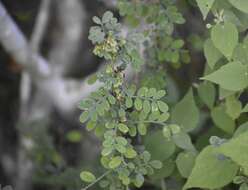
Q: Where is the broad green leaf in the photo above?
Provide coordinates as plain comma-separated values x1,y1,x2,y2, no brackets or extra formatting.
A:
240,183,248,190
228,0,248,14
172,132,195,151
184,146,238,190
145,131,176,161
233,44,248,64
196,0,215,20
211,105,235,134
171,88,199,132
80,171,96,183
219,132,248,175
219,87,236,100
204,39,222,69
198,82,216,109
176,151,196,178
202,62,248,91
150,159,175,180
109,156,122,169
225,95,242,119
234,122,248,137
242,103,248,113
211,22,238,59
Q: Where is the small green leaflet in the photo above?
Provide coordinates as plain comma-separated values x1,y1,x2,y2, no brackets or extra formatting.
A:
171,88,199,132
211,22,238,59
228,0,248,14
204,39,222,69
196,0,215,20
184,146,238,190
211,105,235,134
219,132,248,175
202,61,248,91
109,156,122,169
80,171,96,183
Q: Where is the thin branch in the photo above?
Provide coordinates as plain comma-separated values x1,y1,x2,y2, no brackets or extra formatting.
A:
81,171,111,190
49,0,85,76
0,2,51,78
30,0,51,52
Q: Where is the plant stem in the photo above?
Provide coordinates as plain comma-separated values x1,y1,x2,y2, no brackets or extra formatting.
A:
81,171,111,190
161,179,167,190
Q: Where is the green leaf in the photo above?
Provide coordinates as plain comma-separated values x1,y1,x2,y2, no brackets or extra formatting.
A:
240,183,248,190
118,123,129,134
92,16,102,24
134,98,143,111
109,156,122,169
202,62,248,91
125,147,137,159
80,171,96,183
225,95,242,119
172,132,195,151
145,131,176,161
204,39,222,69
157,101,169,113
211,105,235,134
137,123,147,136
137,87,148,97
134,174,144,188
234,122,248,137
184,146,238,190
154,90,166,99
171,88,199,132
228,0,248,14
66,130,82,143
150,160,163,169
219,132,248,175
176,151,196,178
198,82,216,109
157,113,170,122
150,159,175,180
108,95,116,104
80,111,90,123
242,103,248,113
143,100,151,114
125,97,133,108
102,11,113,23
211,22,238,59
233,44,248,64
196,0,215,20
